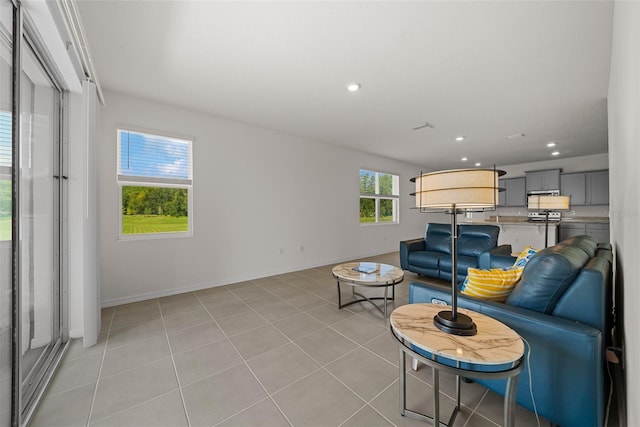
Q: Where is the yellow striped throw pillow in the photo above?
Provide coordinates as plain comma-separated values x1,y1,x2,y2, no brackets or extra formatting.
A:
461,266,524,302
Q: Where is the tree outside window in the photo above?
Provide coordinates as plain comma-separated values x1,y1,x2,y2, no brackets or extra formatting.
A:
359,169,399,224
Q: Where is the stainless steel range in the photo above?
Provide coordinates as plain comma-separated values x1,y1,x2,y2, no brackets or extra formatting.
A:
527,189,562,222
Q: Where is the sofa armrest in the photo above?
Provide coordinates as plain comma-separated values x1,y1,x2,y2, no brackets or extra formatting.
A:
477,244,514,269
399,238,425,270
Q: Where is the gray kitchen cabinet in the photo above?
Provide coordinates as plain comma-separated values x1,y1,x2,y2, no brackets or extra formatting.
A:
558,223,586,241
499,177,526,206
586,170,609,205
560,173,587,205
560,169,609,206
586,223,610,243
558,222,610,243
526,169,561,192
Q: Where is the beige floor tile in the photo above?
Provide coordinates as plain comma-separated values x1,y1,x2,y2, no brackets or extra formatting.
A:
167,321,227,354
229,325,290,360
215,398,290,427
90,390,188,427
285,292,327,310
159,293,202,317
340,405,394,427
107,318,165,349
272,369,364,427
181,365,266,427
110,305,161,330
162,306,213,332
30,383,95,427
113,299,159,315
272,312,326,341
216,310,268,337
250,300,301,322
294,327,359,366
203,299,253,319
48,353,102,395
246,342,320,393
100,334,170,379
173,339,243,386
325,347,398,402
329,315,387,345
64,334,107,363
307,302,355,325
369,376,459,427
90,357,178,422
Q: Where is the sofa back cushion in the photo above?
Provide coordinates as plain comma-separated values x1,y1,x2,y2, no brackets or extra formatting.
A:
552,255,612,332
424,223,452,254
556,235,597,257
506,245,590,313
457,225,500,257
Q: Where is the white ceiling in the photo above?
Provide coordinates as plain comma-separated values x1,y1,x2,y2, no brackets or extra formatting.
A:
76,1,613,170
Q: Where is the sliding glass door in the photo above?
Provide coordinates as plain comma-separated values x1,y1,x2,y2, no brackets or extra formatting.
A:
0,2,67,424
18,35,63,417
0,1,13,425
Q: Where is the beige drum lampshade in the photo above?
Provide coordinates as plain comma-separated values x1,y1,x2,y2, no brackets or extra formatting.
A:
414,168,503,210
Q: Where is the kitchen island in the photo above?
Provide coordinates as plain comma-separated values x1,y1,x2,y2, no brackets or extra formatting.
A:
463,216,609,252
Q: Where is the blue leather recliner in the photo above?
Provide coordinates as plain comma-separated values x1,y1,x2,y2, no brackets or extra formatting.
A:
409,235,613,427
399,223,512,282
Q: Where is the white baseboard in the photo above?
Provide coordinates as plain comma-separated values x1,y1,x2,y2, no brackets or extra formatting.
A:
101,250,399,308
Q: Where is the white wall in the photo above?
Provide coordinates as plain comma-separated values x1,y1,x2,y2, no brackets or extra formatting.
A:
98,91,429,306
608,2,639,425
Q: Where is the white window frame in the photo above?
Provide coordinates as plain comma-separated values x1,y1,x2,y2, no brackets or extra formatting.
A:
117,128,194,240
359,169,400,225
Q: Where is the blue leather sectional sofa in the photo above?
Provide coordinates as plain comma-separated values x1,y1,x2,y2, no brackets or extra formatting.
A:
409,235,613,427
399,223,512,282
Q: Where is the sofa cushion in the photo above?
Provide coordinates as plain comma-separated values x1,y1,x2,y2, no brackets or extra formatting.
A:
557,235,597,257
461,266,524,302
506,245,590,313
514,246,538,267
457,225,500,257
407,251,441,269
424,223,452,254
439,255,478,281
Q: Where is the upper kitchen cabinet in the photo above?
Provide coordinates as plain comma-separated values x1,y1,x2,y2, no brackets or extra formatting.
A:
586,170,609,205
525,169,560,192
499,177,526,206
560,170,609,206
561,173,587,205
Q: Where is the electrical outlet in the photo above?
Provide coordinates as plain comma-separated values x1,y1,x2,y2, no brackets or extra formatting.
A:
279,248,284,256
299,245,304,253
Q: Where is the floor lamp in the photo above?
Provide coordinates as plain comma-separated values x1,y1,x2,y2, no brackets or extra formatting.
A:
413,168,505,336
527,195,570,248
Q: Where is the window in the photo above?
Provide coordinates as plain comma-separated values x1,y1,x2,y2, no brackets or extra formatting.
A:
117,129,193,238
359,169,399,224
0,111,10,241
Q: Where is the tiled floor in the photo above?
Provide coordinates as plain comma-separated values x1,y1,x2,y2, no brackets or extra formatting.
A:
30,252,551,427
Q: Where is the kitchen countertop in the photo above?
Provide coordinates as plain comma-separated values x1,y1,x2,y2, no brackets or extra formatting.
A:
477,215,610,225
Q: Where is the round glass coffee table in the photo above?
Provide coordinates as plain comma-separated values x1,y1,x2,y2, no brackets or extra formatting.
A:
332,262,404,318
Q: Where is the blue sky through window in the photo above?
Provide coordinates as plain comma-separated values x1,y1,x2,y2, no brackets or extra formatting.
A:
118,129,191,180
0,111,11,168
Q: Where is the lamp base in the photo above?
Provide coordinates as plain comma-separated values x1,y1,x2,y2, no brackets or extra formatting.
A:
433,310,477,336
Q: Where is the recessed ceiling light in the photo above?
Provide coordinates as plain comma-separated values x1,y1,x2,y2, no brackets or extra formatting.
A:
475,162,482,167
461,157,468,162
456,136,465,141
346,83,361,92
547,142,557,148
551,151,560,156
